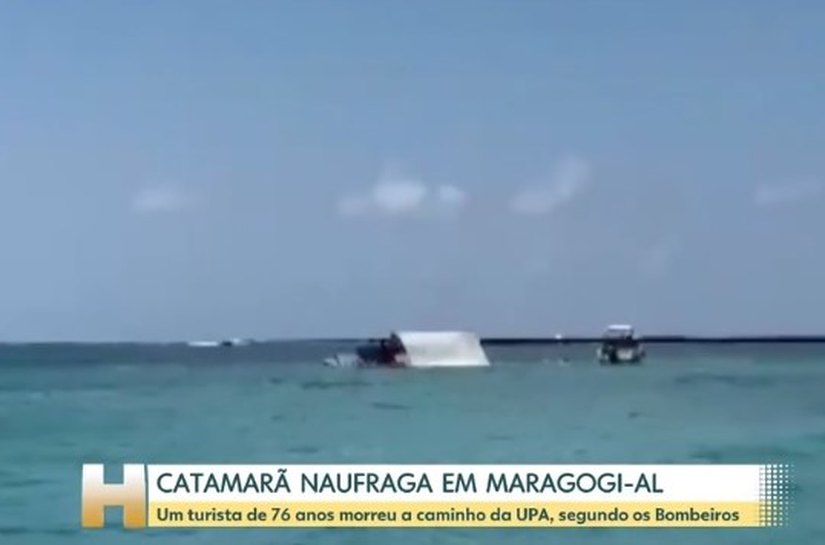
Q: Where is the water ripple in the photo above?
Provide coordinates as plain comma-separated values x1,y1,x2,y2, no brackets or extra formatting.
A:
673,373,777,388
301,379,371,391
371,401,412,412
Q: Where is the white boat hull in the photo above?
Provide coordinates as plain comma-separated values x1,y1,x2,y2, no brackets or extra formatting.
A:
598,347,645,364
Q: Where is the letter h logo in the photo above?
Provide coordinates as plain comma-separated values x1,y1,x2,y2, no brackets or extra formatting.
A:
81,464,147,528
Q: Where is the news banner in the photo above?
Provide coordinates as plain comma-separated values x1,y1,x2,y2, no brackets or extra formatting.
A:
81,463,793,529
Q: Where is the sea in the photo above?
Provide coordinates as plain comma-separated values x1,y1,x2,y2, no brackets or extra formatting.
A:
1,341,824,544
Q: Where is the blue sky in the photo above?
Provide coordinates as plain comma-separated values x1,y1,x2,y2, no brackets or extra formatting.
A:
1,1,824,340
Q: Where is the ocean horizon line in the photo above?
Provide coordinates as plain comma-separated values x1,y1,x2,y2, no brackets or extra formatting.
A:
2,334,825,346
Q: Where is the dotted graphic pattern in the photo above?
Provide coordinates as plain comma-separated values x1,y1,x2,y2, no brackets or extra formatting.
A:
759,463,793,527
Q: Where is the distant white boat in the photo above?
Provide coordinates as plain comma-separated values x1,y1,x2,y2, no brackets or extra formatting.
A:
187,340,220,348
187,338,252,348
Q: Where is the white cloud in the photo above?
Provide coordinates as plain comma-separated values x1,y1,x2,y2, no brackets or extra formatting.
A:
753,179,822,208
510,155,592,215
435,185,466,208
372,179,429,214
132,186,190,214
337,171,466,219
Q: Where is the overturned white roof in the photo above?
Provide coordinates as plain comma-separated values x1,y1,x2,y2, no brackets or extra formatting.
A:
391,331,490,368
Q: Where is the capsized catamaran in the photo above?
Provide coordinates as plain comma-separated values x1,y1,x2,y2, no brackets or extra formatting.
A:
324,331,491,369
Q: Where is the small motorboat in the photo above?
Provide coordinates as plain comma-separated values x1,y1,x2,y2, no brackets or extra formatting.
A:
597,324,646,364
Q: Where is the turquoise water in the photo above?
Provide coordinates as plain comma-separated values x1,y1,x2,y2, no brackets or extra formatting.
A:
2,342,824,543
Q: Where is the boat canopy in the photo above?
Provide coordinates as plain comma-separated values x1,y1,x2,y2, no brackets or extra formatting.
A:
604,324,635,338
389,331,490,368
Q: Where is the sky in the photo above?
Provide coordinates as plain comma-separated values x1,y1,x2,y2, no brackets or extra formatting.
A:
1,1,824,341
